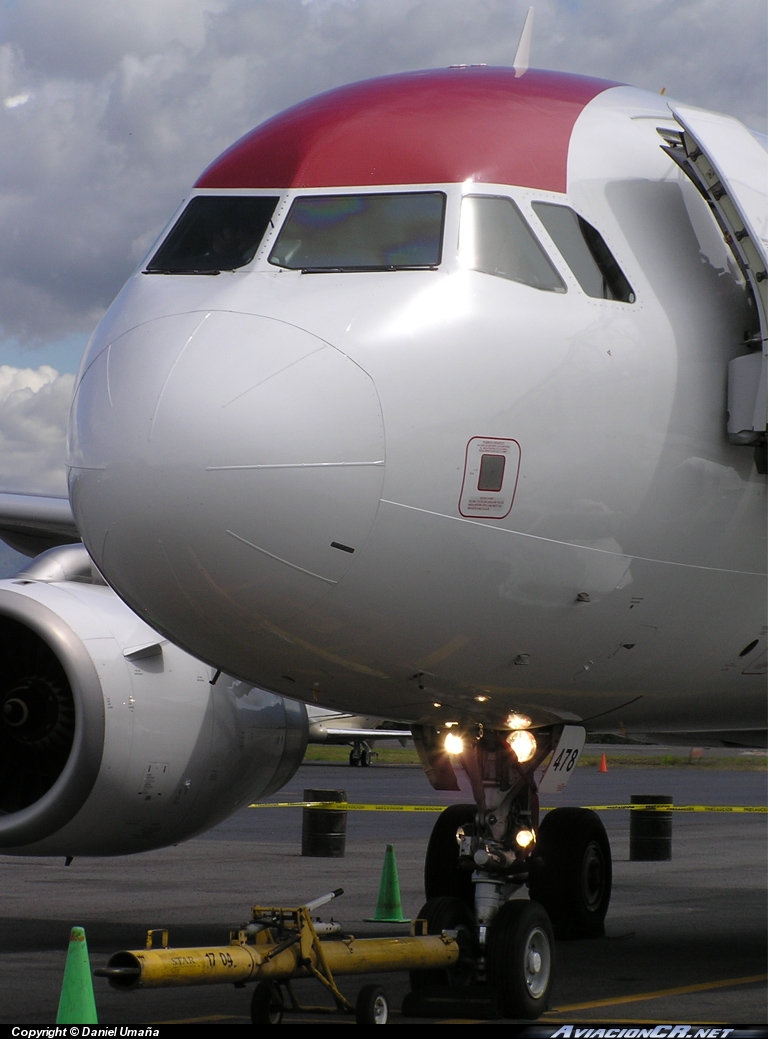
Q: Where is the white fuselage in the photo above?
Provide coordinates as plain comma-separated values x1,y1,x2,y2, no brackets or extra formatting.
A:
68,78,766,740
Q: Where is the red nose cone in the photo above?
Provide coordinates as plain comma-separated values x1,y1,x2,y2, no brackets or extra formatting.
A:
195,66,615,193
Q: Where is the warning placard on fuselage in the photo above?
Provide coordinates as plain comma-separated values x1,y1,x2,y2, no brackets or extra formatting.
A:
459,436,521,519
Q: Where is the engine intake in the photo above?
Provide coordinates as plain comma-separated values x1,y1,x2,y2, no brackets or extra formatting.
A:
0,546,307,856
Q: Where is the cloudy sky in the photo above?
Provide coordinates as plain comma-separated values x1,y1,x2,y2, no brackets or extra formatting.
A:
0,0,766,496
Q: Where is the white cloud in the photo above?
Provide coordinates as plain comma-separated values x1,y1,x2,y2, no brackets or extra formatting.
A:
3,92,31,109
0,365,74,494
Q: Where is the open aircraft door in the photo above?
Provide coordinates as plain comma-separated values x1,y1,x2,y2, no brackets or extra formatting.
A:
661,105,768,450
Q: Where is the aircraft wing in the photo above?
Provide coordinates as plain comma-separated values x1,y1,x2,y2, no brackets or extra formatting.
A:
306,706,410,744
0,492,79,556
321,727,412,740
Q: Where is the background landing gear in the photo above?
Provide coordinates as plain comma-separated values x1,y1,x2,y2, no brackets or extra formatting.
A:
349,742,372,766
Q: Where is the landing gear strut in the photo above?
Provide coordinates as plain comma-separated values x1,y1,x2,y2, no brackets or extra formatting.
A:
411,721,611,1019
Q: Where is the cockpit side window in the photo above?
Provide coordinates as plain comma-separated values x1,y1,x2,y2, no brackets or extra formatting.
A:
268,192,445,271
459,195,566,293
532,202,635,303
146,196,279,274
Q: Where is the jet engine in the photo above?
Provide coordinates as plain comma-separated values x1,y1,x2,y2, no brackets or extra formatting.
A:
0,545,307,856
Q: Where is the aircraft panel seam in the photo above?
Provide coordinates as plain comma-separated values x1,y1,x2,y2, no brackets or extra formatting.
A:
379,499,767,577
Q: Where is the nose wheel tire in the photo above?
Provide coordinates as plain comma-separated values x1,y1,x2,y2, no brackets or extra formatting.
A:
355,983,389,1024
250,981,284,1024
527,807,612,939
487,899,554,1019
424,803,475,906
409,895,476,991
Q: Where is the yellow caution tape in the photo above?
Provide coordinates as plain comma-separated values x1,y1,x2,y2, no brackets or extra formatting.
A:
585,804,767,813
248,801,767,813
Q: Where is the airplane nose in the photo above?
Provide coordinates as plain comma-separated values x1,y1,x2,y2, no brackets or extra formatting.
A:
68,312,385,650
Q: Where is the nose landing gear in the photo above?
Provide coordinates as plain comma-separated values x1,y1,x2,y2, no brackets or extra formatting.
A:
410,721,611,1019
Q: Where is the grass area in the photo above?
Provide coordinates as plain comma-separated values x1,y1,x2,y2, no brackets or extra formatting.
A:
578,753,766,770
303,745,767,769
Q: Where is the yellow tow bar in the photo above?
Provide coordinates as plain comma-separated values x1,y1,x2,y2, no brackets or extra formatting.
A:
95,888,460,1023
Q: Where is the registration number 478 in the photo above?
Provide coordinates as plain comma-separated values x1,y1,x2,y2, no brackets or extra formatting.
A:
538,725,586,794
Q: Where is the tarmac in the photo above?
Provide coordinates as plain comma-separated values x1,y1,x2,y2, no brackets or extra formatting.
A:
0,755,765,1026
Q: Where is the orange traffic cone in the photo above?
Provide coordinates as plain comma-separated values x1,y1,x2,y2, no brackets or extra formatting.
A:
598,753,608,773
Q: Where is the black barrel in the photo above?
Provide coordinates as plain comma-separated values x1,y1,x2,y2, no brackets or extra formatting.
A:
301,789,347,857
630,794,673,860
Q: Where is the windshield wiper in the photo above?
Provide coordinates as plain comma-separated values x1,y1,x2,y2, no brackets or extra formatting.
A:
143,268,221,276
300,264,437,274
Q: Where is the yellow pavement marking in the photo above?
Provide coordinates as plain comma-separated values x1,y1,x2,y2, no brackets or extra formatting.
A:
549,972,768,1012
154,975,767,1024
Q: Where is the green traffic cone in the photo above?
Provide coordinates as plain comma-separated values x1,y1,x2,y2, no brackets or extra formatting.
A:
365,844,410,923
56,926,98,1024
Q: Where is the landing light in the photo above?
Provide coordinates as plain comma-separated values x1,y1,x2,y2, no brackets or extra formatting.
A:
444,732,464,755
515,828,536,849
506,712,531,729
508,729,537,763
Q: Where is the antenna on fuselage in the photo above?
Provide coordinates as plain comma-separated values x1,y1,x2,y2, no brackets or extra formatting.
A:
513,6,534,77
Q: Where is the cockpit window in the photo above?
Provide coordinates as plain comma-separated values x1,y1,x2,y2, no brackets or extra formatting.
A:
532,203,635,303
268,192,445,271
459,195,566,292
146,196,279,274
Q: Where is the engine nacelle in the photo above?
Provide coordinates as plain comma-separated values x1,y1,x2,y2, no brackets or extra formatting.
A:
0,546,307,856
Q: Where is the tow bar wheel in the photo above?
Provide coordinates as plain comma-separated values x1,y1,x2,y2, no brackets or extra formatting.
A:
250,980,284,1024
355,983,389,1024
487,900,554,1019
